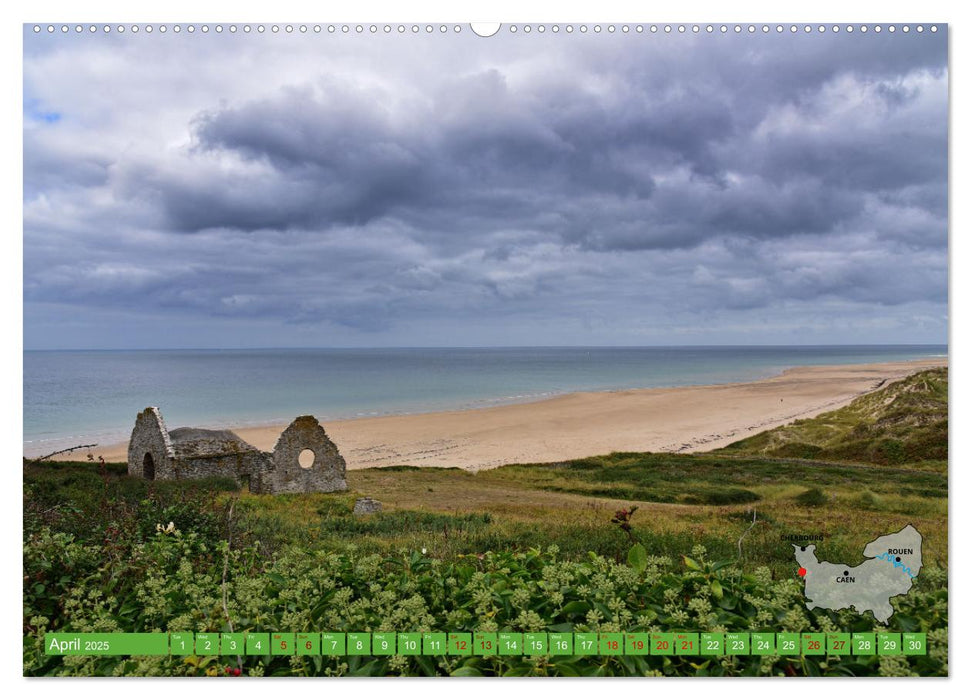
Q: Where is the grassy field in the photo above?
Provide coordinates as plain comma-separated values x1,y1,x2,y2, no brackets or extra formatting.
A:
22,369,948,676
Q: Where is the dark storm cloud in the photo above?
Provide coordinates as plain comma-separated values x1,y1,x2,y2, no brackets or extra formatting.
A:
136,33,947,252
22,29,949,348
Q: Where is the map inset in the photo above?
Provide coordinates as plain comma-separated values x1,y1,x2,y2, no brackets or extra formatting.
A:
793,525,923,623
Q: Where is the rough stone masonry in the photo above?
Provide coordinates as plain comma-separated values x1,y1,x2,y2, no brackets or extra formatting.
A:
127,407,348,495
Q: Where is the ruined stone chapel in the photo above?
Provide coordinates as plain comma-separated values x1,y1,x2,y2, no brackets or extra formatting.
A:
127,407,348,495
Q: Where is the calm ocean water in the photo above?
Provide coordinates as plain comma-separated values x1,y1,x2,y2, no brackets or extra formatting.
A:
23,345,946,456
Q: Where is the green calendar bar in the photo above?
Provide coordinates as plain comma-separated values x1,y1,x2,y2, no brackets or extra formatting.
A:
44,633,169,656
37,630,938,657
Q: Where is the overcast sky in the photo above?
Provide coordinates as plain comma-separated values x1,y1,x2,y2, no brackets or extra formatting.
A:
23,26,948,349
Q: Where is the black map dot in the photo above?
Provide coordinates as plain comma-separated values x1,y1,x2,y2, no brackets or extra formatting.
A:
896,556,901,562
800,546,806,551
843,570,849,576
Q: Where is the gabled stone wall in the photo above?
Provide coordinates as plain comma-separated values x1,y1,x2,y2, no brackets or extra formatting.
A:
127,407,174,480
260,416,348,494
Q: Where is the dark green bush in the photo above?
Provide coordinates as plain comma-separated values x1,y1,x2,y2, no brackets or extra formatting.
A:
794,487,829,507
681,488,760,505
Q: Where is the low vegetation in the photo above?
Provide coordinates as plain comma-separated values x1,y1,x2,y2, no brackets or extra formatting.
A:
717,368,947,468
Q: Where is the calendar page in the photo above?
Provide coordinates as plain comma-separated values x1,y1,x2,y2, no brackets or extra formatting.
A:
22,18,949,679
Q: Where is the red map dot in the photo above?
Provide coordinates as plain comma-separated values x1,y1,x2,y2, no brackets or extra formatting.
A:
798,567,807,577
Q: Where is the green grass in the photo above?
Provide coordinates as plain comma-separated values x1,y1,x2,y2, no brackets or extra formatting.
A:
26,449,946,579
485,451,946,498
717,368,947,467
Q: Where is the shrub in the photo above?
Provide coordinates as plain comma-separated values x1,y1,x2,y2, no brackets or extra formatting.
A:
794,487,829,507
681,488,760,506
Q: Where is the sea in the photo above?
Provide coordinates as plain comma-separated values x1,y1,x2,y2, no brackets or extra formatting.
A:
23,345,946,457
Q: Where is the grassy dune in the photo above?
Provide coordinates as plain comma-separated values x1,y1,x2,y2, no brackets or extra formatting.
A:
717,368,947,469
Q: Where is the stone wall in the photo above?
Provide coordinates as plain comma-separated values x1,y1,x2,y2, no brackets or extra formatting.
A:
127,407,174,480
169,452,272,489
261,415,348,494
167,427,271,487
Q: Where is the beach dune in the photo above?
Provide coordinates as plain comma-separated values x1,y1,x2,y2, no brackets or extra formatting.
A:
75,359,944,471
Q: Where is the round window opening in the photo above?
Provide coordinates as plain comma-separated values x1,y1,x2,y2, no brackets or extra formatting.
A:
298,449,315,469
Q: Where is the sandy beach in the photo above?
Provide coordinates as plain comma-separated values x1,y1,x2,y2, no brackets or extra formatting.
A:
70,359,944,471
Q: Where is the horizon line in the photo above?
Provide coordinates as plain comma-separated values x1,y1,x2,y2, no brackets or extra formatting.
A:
23,342,949,353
